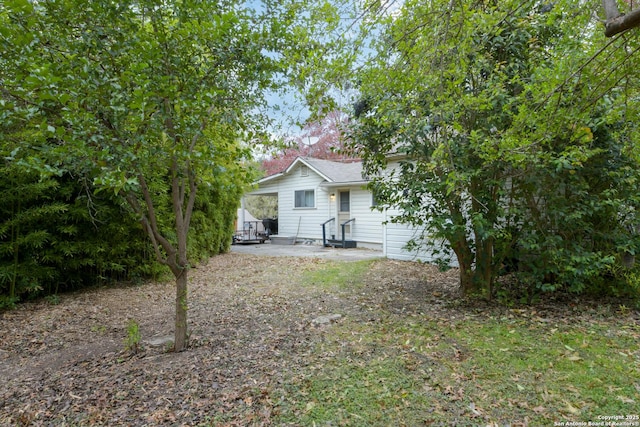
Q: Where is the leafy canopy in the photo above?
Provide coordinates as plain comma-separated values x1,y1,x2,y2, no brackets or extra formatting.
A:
347,0,640,298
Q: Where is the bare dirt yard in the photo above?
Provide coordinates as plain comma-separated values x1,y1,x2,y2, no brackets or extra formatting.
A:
1,253,638,426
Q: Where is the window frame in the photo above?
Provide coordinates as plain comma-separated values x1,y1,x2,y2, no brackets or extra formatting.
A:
294,189,315,209
339,190,350,213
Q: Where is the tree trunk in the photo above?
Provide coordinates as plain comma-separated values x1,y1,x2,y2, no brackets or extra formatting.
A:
452,236,497,296
174,269,188,351
170,157,192,352
458,260,476,296
474,236,495,299
450,235,476,295
128,173,192,352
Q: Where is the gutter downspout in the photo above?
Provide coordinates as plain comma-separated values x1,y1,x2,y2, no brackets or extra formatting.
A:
383,207,388,257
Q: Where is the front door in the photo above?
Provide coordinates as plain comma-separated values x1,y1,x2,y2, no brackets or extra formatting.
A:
337,190,350,239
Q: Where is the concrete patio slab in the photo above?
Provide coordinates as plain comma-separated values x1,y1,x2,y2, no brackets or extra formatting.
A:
230,241,383,261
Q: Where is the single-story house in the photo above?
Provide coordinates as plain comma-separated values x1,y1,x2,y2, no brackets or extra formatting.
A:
244,156,446,262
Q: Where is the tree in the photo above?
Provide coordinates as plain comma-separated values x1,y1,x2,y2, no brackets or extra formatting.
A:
243,194,278,220
0,0,307,350
262,110,355,175
347,0,640,298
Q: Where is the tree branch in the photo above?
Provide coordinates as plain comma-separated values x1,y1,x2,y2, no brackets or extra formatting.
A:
132,174,179,269
183,168,197,233
125,192,166,264
603,0,640,37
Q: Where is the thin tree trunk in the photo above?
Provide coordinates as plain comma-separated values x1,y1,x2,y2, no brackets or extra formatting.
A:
174,269,188,351
458,260,475,295
172,223,189,351
474,237,495,299
126,169,192,352
447,200,476,295
171,157,192,352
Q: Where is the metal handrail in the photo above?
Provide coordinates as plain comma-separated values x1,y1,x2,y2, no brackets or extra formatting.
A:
340,218,356,248
321,218,335,247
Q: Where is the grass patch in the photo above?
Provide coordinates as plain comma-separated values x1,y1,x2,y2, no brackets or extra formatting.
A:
273,264,640,426
299,259,375,291
275,317,639,425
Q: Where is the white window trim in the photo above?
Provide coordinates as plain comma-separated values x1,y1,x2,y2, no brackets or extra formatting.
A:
339,190,350,213
294,189,316,209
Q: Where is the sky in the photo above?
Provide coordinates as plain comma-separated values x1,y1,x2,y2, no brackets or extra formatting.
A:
251,0,405,148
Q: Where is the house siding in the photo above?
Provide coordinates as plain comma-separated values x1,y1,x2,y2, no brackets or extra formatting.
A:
278,164,329,240
384,208,454,264
349,187,384,246
384,206,424,261
382,160,456,265
322,185,384,247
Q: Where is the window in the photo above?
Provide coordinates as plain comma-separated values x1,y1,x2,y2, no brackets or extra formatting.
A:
371,189,382,207
371,193,379,208
339,191,350,212
294,190,315,208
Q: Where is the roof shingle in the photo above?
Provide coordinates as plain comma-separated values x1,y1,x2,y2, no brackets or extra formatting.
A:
300,157,365,183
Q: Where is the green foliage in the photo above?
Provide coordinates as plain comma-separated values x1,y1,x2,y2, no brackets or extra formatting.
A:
243,195,278,221
44,294,60,306
0,148,164,305
0,159,64,306
188,184,240,262
0,0,334,352
0,136,246,304
346,0,640,300
500,120,640,299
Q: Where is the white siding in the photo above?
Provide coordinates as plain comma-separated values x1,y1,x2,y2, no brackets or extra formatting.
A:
384,206,425,261
248,158,456,263
253,164,329,240
381,162,456,265
322,185,384,247
348,187,383,246
383,208,455,264
281,166,329,239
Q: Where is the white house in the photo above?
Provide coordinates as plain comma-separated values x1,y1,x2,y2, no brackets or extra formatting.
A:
245,156,446,262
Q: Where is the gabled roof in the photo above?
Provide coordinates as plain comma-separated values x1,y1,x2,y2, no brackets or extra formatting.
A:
257,157,367,186
300,157,365,183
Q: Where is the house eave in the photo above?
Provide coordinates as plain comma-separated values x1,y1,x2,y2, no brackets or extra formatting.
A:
256,172,284,185
319,180,369,188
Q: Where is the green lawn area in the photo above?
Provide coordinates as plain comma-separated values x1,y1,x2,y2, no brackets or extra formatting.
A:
272,260,640,426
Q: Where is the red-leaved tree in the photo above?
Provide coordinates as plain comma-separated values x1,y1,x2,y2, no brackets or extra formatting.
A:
262,111,358,175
